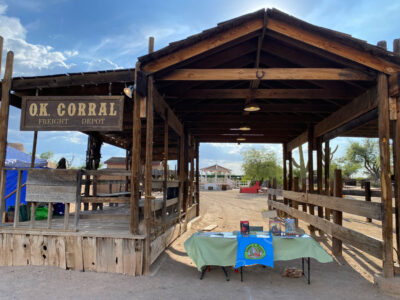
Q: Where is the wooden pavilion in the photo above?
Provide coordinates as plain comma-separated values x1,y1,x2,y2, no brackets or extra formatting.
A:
0,8,400,279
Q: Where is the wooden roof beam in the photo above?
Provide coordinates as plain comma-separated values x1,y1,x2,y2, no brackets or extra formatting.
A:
175,103,337,113
12,69,135,90
266,18,400,74
286,84,379,151
168,88,356,99
152,85,184,137
389,72,400,97
159,68,375,81
142,18,264,73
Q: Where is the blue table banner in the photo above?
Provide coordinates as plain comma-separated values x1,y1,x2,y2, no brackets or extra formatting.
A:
235,234,274,268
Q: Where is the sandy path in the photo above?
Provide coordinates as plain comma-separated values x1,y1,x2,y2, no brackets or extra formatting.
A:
0,190,395,300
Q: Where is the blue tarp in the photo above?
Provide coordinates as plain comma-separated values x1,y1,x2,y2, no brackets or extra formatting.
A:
4,145,47,211
5,146,47,168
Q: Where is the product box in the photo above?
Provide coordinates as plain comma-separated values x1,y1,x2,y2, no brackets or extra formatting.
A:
240,221,249,235
269,218,281,236
284,218,296,235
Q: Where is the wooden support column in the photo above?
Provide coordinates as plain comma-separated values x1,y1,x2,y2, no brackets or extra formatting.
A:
162,108,168,232
282,144,288,206
272,178,277,203
324,141,331,220
178,134,185,223
332,169,343,256
316,138,324,221
183,133,190,230
130,63,142,235
301,178,307,212
143,76,155,275
378,73,394,277
189,143,195,207
365,182,372,223
394,96,400,259
0,51,13,218
267,179,272,210
293,176,299,226
195,142,200,216
288,150,293,206
308,125,315,233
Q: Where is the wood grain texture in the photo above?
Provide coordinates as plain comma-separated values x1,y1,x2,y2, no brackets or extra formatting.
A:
378,73,394,277
160,68,374,81
267,18,400,74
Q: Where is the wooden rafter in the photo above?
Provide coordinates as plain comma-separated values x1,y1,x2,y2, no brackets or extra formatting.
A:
286,85,379,151
167,88,356,99
266,18,400,74
12,69,135,90
142,18,264,73
159,68,374,81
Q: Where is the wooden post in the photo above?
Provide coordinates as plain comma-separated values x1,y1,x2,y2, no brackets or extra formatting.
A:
394,39,400,55
364,182,372,223
293,176,299,226
378,73,394,277
74,170,82,230
308,125,315,233
148,37,155,53
130,62,142,234
0,51,13,218
282,144,288,215
178,134,185,223
316,138,324,225
195,142,200,216
13,170,23,228
162,108,168,232
267,179,272,210
394,95,400,260
272,177,277,202
288,150,293,207
189,143,195,207
301,178,307,212
143,76,154,275
324,140,331,220
332,169,343,256
30,89,39,169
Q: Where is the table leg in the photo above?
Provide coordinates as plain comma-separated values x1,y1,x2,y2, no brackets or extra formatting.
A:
221,267,230,281
302,257,311,284
200,267,207,280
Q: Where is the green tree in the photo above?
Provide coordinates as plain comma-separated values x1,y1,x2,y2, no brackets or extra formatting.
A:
241,148,282,185
39,151,54,160
342,139,380,182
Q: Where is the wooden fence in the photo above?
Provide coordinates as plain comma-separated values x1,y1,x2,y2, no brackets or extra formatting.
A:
267,172,385,260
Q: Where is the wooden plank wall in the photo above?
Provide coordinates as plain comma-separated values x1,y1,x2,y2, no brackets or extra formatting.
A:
0,233,143,276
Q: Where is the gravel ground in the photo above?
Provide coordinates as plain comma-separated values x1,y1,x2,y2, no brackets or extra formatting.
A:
0,190,395,300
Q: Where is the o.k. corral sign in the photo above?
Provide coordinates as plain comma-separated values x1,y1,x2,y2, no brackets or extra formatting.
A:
20,96,124,131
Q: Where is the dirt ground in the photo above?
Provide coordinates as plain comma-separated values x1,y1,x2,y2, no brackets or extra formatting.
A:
0,190,396,300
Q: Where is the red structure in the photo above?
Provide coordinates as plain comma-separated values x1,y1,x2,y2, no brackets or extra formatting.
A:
240,181,260,193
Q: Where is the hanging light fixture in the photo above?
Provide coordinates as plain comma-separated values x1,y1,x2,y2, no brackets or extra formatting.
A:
123,84,136,98
237,137,246,142
243,101,260,112
239,124,251,131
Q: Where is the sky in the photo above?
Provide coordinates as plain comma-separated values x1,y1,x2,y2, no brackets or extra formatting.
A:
0,0,399,173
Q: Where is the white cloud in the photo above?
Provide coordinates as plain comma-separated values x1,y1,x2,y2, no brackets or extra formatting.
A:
0,3,78,75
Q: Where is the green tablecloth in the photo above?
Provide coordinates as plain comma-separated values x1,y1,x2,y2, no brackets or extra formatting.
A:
184,233,333,271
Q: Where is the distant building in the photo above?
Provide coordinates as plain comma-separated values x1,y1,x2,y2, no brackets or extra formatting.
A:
200,164,233,191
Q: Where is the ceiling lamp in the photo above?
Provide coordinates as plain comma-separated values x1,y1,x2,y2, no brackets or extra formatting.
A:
123,84,136,98
239,124,251,131
237,137,246,142
244,102,260,112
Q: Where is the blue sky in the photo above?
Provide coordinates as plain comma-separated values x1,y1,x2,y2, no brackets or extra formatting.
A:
1,0,399,173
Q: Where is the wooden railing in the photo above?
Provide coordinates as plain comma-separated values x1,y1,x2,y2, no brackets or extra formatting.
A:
267,179,385,260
